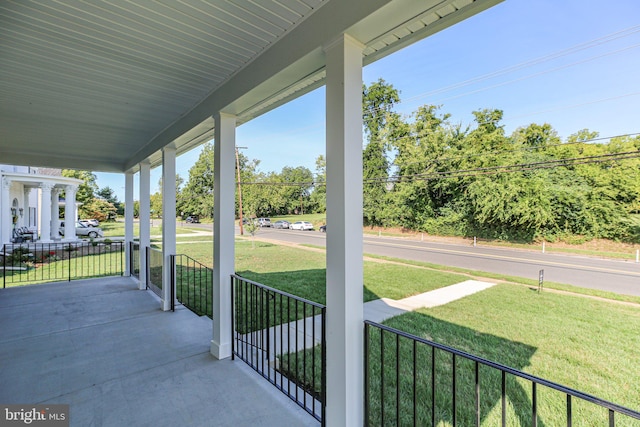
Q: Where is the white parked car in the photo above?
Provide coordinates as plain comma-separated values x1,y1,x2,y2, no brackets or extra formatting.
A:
79,219,99,227
290,221,314,231
60,221,104,238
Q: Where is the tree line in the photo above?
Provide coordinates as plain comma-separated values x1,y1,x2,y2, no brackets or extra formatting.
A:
111,78,633,244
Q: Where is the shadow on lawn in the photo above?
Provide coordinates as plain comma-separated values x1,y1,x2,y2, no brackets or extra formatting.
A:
368,311,543,427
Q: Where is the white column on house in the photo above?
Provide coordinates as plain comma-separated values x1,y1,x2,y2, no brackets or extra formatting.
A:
23,188,30,228
162,145,177,311
39,183,54,243
139,161,151,291
50,187,59,239
63,185,77,241
324,33,365,427
211,112,236,360
124,171,134,276
1,178,11,243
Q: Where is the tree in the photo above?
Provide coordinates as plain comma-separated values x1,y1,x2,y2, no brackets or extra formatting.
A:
62,169,98,218
362,79,400,226
97,186,124,216
180,143,215,218
309,155,327,213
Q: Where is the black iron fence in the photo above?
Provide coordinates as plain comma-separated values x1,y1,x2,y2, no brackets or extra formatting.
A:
2,241,124,287
364,320,640,427
130,242,140,279
231,274,326,424
173,254,213,317
146,246,163,298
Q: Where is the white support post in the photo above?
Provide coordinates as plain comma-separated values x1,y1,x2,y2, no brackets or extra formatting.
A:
324,33,365,427
162,146,177,311
22,188,30,228
211,112,236,360
50,188,59,240
139,161,151,291
63,185,77,241
1,178,11,244
39,183,54,243
124,171,135,276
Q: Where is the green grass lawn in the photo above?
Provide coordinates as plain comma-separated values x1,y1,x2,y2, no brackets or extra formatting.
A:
100,222,164,237
368,285,640,426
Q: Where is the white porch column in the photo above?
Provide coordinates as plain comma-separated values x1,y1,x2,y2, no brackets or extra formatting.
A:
63,185,77,241
162,146,177,311
324,33,365,427
139,161,151,291
50,188,59,239
1,178,11,243
23,188,30,228
124,171,134,276
211,112,236,360
39,183,54,243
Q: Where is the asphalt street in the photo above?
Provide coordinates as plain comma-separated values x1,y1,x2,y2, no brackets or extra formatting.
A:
179,221,640,297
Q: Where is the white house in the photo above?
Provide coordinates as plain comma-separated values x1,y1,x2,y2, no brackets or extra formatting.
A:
0,164,82,244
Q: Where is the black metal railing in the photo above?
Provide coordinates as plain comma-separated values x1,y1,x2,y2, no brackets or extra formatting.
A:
146,246,163,298
130,241,140,279
231,274,326,424
2,241,124,288
173,254,213,317
364,320,640,427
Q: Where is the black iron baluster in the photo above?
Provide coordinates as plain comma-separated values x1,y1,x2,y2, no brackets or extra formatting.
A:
502,371,506,427
396,333,400,426
432,346,436,427
476,361,480,427
413,339,417,427
381,329,385,427
295,298,299,403
567,393,572,427
302,302,307,410
453,353,457,427
364,323,370,425
321,306,326,427
231,275,235,360
532,382,537,427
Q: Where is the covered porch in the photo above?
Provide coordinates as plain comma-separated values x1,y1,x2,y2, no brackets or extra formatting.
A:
0,1,508,425
0,276,317,426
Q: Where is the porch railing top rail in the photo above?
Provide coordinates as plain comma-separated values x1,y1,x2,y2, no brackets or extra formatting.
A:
176,253,212,271
365,320,640,420
230,273,325,309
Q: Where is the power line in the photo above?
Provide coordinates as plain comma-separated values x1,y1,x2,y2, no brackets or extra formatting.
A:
238,149,640,188
383,132,640,170
361,24,640,124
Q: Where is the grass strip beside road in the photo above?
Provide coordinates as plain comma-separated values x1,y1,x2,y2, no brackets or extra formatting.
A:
364,254,640,305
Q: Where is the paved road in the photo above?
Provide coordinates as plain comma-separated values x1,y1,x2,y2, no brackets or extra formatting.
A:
246,227,640,297
178,221,640,297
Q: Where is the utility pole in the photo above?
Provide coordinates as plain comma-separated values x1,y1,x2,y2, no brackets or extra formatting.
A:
235,146,247,235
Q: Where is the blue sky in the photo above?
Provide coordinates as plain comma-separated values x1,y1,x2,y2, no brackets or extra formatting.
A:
97,0,640,201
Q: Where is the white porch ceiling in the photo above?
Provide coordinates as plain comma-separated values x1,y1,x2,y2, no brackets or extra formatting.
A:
0,0,502,172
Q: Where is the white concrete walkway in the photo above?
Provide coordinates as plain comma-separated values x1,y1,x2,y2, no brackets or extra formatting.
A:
364,279,496,323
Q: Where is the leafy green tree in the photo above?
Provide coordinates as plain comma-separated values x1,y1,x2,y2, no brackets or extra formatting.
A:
97,186,124,216
62,169,98,218
309,155,327,213
362,79,400,226
180,143,215,218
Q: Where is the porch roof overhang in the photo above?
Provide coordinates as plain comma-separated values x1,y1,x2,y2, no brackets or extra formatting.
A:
0,0,503,173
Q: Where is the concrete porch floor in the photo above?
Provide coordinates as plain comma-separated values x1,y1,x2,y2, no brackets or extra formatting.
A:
0,276,319,427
